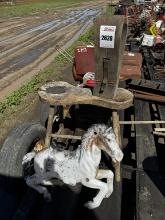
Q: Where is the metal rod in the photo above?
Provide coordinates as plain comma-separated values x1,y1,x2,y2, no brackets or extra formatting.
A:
57,46,73,59
120,121,165,125
56,47,74,59
153,131,165,137
55,45,73,62
51,134,81,140
56,48,73,63
154,128,165,132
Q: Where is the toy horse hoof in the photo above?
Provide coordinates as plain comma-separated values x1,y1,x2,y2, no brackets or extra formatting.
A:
43,191,52,202
69,184,82,194
84,201,99,209
105,191,112,198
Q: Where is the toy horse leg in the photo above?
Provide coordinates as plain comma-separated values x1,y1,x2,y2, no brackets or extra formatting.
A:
26,172,57,200
26,174,51,200
96,169,114,198
82,178,108,209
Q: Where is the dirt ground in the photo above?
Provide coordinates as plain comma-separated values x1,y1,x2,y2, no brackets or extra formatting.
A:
0,0,118,146
0,1,105,97
0,1,107,147
0,63,75,147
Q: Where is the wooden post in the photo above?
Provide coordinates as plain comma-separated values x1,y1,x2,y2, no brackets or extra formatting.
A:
112,110,121,182
45,105,54,148
93,15,127,99
63,105,70,119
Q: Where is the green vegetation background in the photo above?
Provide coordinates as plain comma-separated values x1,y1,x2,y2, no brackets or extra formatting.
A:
0,0,90,17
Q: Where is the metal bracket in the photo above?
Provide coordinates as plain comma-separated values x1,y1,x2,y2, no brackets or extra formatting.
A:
99,58,110,93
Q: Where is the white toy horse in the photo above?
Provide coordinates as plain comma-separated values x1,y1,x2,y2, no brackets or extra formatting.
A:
22,124,123,209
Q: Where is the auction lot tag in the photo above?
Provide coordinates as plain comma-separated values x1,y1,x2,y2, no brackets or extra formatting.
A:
100,25,116,48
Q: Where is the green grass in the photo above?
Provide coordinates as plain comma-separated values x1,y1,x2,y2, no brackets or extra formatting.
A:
0,27,94,116
0,0,92,18
106,4,115,16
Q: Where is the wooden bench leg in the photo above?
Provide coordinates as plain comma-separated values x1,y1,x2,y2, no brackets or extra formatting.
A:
45,105,55,148
112,111,121,182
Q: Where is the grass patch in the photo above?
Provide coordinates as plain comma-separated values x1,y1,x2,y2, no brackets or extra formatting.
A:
0,0,92,18
0,68,54,115
106,4,115,16
0,27,94,116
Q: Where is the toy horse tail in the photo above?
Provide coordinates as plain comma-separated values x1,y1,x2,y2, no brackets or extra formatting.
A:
22,152,36,177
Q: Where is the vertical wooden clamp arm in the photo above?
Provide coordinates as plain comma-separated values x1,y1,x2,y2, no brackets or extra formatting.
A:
112,111,121,182
45,105,55,148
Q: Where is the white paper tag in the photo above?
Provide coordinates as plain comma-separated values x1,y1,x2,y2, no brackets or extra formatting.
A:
100,25,116,48
142,34,154,47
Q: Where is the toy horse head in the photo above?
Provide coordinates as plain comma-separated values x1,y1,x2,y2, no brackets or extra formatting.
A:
82,124,123,163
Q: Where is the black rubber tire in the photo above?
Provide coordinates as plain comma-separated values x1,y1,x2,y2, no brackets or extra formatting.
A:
0,122,46,178
39,102,50,127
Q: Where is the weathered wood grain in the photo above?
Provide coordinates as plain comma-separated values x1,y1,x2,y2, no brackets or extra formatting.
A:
136,171,165,220
38,81,133,110
135,100,159,172
93,15,127,99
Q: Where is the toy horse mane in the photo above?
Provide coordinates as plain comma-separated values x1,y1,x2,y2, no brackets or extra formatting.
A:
81,124,111,150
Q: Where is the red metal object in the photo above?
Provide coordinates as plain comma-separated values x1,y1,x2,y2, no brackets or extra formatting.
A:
73,47,142,83
85,79,95,87
120,65,141,81
120,52,142,80
122,51,142,66
74,45,95,76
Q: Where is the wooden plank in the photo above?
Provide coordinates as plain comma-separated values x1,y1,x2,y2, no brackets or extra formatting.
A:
156,87,165,173
39,81,133,110
136,171,165,220
128,79,165,96
158,105,165,126
93,15,127,99
135,100,159,172
158,81,165,122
